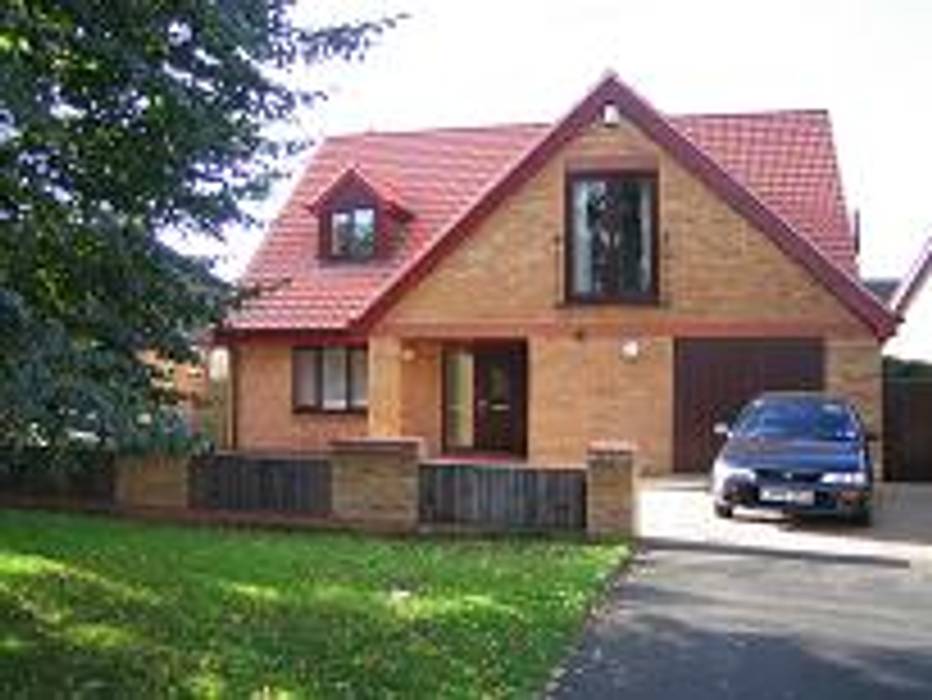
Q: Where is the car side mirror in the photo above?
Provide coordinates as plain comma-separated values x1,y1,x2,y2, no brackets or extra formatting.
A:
713,422,731,438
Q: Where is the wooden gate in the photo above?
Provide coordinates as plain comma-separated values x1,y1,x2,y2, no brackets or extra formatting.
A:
674,338,824,473
884,379,932,481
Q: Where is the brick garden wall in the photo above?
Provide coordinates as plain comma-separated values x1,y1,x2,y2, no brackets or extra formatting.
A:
105,440,637,538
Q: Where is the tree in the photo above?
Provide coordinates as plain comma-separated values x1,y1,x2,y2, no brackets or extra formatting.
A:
0,1,395,454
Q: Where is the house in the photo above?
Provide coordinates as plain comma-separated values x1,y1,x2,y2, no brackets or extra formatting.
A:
875,236,931,362
216,73,898,476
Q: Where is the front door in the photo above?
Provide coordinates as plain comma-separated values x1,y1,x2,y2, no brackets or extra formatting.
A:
443,343,527,455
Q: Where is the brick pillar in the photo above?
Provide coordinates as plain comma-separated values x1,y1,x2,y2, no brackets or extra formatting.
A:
116,454,189,509
586,441,638,538
330,437,423,531
368,336,405,438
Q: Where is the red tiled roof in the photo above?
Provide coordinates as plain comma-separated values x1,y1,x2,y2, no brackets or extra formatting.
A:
673,111,857,273
229,76,892,336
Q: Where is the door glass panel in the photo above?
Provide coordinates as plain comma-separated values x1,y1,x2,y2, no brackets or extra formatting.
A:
444,350,474,449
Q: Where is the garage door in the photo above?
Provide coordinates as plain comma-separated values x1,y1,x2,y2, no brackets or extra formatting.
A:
674,338,824,473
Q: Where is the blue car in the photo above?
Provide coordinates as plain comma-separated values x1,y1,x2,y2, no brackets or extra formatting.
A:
711,393,875,525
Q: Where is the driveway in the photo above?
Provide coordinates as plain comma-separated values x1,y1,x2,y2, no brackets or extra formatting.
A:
548,478,932,699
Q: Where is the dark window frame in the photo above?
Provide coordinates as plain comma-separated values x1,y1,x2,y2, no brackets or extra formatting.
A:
564,169,660,304
326,205,378,261
292,346,368,414
317,176,384,262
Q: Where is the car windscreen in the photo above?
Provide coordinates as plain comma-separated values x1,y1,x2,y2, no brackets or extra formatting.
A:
734,399,860,442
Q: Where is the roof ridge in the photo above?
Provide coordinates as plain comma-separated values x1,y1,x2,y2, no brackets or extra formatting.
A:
320,109,832,143
324,121,550,141
672,107,830,119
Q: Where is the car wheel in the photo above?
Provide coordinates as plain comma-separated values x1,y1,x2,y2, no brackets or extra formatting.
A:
714,503,734,519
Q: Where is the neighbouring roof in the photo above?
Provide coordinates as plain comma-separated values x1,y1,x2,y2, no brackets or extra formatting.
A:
864,278,901,304
890,236,932,316
228,73,897,338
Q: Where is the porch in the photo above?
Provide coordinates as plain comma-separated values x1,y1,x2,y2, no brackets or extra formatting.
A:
368,337,530,459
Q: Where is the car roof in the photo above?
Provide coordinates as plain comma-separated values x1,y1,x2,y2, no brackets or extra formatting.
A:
751,392,857,408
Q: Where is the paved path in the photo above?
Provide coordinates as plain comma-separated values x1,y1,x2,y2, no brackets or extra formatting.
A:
549,479,932,699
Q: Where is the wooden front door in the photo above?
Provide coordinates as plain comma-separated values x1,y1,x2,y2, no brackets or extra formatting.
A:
474,347,527,454
673,338,824,473
443,343,527,455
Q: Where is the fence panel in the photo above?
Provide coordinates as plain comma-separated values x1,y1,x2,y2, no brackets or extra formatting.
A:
189,453,332,515
884,379,932,482
419,462,586,531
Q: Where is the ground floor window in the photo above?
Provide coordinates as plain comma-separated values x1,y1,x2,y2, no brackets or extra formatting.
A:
293,346,368,412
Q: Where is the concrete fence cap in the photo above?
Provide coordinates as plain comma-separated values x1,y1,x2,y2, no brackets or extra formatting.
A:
330,437,425,456
587,440,637,456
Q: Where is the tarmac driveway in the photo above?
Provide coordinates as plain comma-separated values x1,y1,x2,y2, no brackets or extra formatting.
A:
548,479,932,699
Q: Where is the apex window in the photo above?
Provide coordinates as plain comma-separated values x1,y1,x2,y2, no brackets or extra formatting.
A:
330,207,376,259
566,172,658,302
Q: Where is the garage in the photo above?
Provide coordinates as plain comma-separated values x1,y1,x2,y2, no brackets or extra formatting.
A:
673,338,825,473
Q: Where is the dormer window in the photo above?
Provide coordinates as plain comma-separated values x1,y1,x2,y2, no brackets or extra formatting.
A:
310,166,413,263
330,206,376,259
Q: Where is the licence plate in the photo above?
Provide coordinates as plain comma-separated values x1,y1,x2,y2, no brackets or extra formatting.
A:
760,488,814,506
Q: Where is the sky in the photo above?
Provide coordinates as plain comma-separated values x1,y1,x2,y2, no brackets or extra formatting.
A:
204,0,932,286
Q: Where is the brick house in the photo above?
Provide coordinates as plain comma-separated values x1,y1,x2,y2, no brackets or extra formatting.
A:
216,73,898,476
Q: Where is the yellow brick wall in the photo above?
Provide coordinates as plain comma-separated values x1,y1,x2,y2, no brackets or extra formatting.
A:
826,338,884,477
381,118,866,331
235,340,367,451
528,335,673,471
368,338,443,455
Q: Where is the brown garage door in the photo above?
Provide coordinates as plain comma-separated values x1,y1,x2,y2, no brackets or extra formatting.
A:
674,338,824,473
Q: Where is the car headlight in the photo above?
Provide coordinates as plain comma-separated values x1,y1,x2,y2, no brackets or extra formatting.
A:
713,459,755,481
821,471,867,485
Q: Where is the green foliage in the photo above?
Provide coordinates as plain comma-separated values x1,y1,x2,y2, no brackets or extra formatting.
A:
0,1,395,453
0,511,627,698
883,356,932,380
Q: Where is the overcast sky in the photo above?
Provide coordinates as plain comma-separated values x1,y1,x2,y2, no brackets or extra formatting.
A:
206,0,931,283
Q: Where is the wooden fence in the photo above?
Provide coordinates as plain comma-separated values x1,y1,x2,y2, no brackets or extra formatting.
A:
418,462,586,531
884,379,932,482
188,453,332,515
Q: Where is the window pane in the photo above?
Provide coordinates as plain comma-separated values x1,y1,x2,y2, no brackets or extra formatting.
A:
572,180,604,295
293,349,318,408
321,348,348,410
570,175,653,298
444,350,474,449
637,181,653,292
331,212,352,256
350,348,368,409
351,208,376,257
617,179,649,294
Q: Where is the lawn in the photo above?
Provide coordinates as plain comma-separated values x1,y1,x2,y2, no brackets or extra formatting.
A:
0,510,626,699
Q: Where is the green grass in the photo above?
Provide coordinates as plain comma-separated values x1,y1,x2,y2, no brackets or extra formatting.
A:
0,510,626,699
